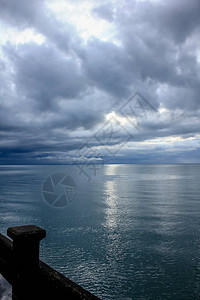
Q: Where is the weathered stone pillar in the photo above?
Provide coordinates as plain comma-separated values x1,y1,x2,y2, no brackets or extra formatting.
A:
7,225,46,300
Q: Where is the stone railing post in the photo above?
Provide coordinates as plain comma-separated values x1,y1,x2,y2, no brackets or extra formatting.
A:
0,225,100,299
7,225,46,299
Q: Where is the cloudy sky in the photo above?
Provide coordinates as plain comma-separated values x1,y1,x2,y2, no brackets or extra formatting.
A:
0,0,200,164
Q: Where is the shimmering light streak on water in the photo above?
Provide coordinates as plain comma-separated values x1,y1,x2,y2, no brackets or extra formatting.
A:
0,164,200,299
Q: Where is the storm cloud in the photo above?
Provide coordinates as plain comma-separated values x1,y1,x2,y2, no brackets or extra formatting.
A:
0,0,200,164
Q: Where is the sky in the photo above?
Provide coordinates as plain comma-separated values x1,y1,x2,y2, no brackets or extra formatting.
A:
0,0,200,164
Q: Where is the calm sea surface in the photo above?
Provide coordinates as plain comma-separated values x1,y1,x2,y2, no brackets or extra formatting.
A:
0,164,200,299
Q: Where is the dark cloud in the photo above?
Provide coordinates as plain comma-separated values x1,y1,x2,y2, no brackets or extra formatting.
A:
0,0,42,27
0,0,200,164
77,38,134,99
153,0,200,43
0,0,78,52
92,3,114,22
4,43,85,109
114,0,200,110
115,0,200,44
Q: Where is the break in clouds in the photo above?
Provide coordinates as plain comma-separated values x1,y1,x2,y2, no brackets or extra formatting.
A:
0,0,200,164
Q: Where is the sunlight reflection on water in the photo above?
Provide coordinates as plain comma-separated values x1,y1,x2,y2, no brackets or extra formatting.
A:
0,164,200,299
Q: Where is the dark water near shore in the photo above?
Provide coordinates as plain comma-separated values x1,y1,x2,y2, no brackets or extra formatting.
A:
0,164,200,299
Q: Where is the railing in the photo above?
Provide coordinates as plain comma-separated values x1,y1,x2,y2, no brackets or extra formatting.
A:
0,225,101,300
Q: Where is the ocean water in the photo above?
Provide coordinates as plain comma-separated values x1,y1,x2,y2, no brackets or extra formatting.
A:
0,164,200,299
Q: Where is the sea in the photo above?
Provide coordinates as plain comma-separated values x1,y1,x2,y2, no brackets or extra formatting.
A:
0,164,200,299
